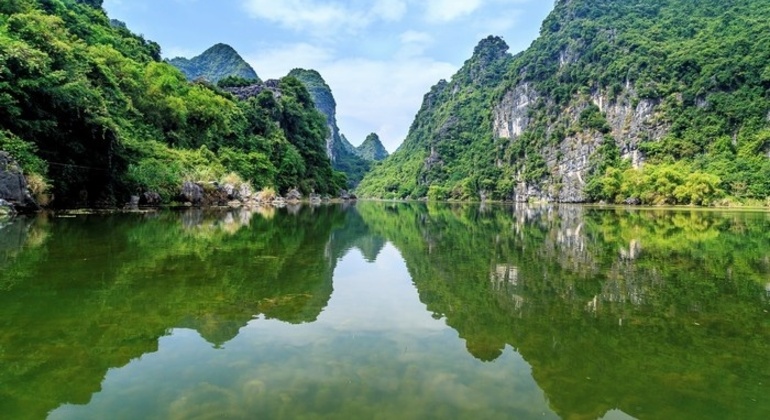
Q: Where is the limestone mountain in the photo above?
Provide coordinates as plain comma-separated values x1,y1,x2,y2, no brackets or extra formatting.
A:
168,43,259,83
358,0,770,205
356,133,389,161
287,69,371,187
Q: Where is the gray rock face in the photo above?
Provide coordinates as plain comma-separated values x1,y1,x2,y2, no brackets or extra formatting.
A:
285,188,302,201
180,181,204,205
492,84,669,203
0,152,39,213
140,191,162,206
493,83,539,139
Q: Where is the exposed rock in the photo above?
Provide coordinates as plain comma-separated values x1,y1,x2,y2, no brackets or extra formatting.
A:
0,198,15,217
0,152,39,213
140,191,162,206
223,79,281,101
493,86,668,203
127,195,140,208
285,188,302,201
180,181,204,205
494,83,539,139
238,184,253,200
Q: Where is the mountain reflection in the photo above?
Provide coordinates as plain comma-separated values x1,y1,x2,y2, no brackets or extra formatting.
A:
357,202,770,419
1,203,769,419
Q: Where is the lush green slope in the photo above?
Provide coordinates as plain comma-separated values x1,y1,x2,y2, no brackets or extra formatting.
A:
358,0,770,205
288,68,371,188
0,0,342,206
356,133,389,161
168,43,259,84
357,36,511,200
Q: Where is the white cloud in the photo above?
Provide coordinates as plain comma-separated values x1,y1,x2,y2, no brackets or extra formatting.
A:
371,0,408,21
243,0,354,30
397,30,434,58
241,0,408,35
424,0,484,22
244,43,334,79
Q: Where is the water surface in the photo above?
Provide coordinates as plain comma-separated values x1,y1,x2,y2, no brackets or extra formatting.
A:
1,203,769,419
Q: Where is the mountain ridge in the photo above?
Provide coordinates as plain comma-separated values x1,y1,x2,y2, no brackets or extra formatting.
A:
168,43,260,83
357,0,770,205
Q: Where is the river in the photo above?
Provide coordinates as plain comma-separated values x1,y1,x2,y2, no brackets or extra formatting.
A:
1,202,768,419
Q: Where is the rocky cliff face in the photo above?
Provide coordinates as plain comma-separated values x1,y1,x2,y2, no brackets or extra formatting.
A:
360,0,770,203
493,87,667,202
288,69,371,186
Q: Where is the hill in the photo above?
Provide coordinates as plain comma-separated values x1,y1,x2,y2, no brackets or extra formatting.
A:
168,43,259,83
0,0,343,207
356,133,389,161
357,0,770,205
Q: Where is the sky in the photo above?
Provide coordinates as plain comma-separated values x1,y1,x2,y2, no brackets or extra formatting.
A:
102,0,555,152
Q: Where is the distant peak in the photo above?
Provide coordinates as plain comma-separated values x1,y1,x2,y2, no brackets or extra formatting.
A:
288,68,326,83
473,35,510,58
203,43,239,55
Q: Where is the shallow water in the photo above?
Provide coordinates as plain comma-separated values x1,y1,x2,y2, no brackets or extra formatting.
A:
1,202,768,419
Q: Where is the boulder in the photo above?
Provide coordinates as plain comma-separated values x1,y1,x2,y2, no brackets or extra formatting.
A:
285,188,302,201
0,198,15,217
180,181,204,205
140,191,162,206
127,195,140,208
222,183,237,200
238,183,253,200
0,151,39,213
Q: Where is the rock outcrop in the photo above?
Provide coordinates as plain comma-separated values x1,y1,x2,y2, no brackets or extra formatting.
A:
0,152,39,213
287,69,371,186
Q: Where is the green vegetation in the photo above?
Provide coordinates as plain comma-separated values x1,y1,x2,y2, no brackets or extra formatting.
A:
356,133,389,161
168,43,259,83
0,0,343,206
358,0,770,205
357,36,511,200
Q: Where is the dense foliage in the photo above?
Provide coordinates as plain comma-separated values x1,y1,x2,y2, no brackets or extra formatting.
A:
356,133,389,161
0,0,343,206
358,0,770,205
357,36,511,200
167,43,260,84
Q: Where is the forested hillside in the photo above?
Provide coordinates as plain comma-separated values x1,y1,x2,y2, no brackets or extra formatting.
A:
0,0,343,207
168,43,260,84
358,0,770,205
356,133,389,162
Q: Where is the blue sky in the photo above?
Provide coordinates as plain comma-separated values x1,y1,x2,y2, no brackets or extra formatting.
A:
103,0,555,152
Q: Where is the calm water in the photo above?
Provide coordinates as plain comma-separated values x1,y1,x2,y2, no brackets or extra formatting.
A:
1,202,769,419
